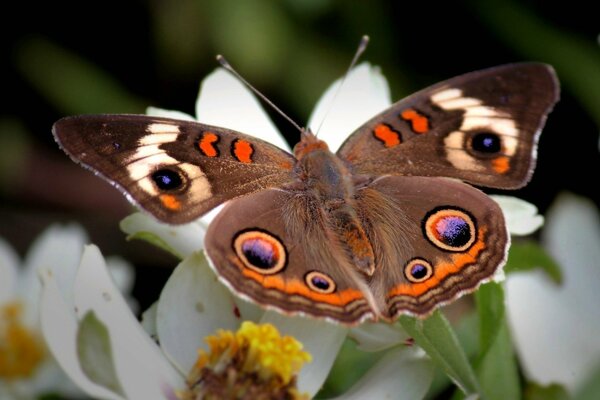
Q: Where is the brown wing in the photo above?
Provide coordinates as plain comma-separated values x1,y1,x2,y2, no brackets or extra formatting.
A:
204,188,378,325
337,63,559,189
53,114,296,223
355,176,509,319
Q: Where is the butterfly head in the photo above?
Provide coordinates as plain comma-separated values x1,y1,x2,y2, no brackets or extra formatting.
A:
293,129,329,160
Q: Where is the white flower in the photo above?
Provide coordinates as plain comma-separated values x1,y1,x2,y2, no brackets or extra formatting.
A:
42,64,435,399
491,195,544,236
0,224,134,399
506,192,600,394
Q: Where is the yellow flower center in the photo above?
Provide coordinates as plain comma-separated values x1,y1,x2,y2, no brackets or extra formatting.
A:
0,301,46,379
181,321,312,400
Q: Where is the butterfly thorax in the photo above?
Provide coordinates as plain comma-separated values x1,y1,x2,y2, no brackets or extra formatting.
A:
293,130,376,276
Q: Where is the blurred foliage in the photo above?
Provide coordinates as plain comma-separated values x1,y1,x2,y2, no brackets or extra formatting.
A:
2,0,600,399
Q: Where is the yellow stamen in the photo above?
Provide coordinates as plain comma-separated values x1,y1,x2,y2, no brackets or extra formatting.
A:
0,302,46,379
183,321,311,399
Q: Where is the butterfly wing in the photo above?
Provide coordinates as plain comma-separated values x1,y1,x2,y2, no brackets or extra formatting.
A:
355,175,509,318
337,63,559,189
205,188,379,325
53,114,296,223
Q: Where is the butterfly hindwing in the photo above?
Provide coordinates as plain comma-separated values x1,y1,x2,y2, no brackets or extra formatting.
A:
205,188,377,324
338,63,559,189
355,176,508,319
53,114,296,224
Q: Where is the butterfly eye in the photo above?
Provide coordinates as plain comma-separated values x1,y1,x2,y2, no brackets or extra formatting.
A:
152,168,184,191
234,230,287,275
423,207,477,252
404,258,434,283
470,132,502,154
305,271,336,294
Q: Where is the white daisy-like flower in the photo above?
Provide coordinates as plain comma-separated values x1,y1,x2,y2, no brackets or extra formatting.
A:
40,64,438,399
0,224,134,399
506,192,600,394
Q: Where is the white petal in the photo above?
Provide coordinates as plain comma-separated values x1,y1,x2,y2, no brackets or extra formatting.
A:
199,203,225,227
120,212,206,259
157,252,241,373
73,245,184,398
39,268,124,400
0,237,19,303
232,296,265,322
348,322,410,352
329,347,433,400
195,68,290,151
141,301,159,338
491,195,544,236
106,255,135,295
259,311,348,397
20,224,87,325
146,106,196,121
307,62,391,152
506,193,600,393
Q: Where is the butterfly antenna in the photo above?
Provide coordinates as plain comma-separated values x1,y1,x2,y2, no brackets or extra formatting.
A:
314,35,370,137
216,55,304,134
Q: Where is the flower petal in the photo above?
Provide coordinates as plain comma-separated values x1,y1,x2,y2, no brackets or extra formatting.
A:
20,224,87,325
141,301,158,338
0,237,19,303
259,311,348,397
156,251,241,373
73,245,184,398
506,193,600,393
307,62,391,152
491,195,544,236
120,212,205,259
195,68,290,151
106,255,135,296
146,106,196,121
348,322,410,352
39,268,124,400
328,347,433,400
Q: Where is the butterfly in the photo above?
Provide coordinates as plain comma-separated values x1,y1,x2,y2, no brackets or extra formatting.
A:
53,63,559,325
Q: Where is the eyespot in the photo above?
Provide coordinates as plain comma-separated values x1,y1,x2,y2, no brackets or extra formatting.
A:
233,230,287,275
152,168,184,191
404,258,434,283
470,132,501,154
305,271,336,294
423,207,477,252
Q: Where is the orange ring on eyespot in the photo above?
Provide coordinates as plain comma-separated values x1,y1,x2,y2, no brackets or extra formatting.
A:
233,230,287,275
404,258,434,283
423,207,477,252
305,271,336,294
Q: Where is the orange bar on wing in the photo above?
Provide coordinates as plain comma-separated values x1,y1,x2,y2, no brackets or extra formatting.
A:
233,139,254,163
199,132,219,157
160,194,181,210
400,109,429,133
492,156,510,174
373,124,401,148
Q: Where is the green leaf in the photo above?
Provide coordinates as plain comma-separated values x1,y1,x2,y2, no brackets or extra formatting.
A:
524,383,570,400
476,321,521,400
400,311,480,396
475,282,505,358
474,282,520,399
15,37,146,115
505,241,562,284
77,311,125,396
575,361,600,400
124,230,182,259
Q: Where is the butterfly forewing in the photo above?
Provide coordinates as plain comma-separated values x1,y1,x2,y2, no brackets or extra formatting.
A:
52,114,296,224
338,63,559,189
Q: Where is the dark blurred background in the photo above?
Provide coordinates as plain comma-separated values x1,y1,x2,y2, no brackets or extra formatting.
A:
1,0,599,311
